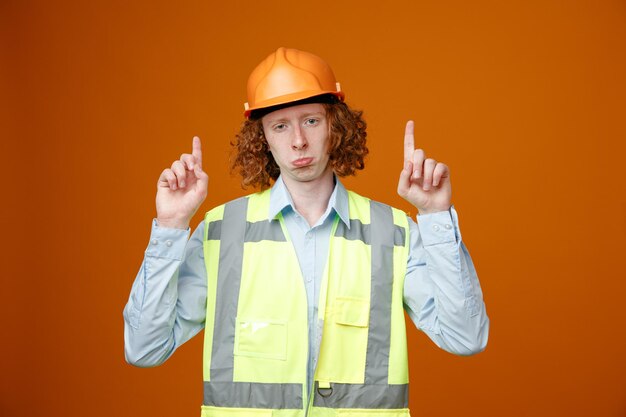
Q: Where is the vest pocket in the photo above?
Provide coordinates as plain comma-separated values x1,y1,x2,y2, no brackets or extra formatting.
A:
335,297,370,327
201,405,272,416
234,318,288,361
317,297,370,382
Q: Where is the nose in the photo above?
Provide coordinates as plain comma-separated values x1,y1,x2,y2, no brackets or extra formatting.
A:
291,125,308,150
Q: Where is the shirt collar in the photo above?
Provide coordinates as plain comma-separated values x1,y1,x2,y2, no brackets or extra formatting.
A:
268,175,351,228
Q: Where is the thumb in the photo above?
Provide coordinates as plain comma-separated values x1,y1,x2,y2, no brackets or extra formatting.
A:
397,160,413,198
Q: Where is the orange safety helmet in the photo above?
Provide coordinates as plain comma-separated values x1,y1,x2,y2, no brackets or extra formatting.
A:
244,47,345,119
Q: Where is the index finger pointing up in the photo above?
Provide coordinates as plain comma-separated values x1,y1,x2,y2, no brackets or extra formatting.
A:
404,120,415,162
192,136,203,169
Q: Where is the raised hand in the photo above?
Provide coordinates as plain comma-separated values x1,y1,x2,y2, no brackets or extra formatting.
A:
156,136,209,229
397,121,452,215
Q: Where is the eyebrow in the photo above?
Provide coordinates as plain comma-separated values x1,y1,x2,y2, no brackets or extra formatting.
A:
265,111,325,124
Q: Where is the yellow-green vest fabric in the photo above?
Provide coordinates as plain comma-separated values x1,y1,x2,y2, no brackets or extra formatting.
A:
201,189,411,417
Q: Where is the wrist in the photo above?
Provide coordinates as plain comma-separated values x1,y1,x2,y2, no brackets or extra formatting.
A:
417,205,451,216
156,218,190,230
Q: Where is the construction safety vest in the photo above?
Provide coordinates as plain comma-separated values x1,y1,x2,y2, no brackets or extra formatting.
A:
201,188,411,417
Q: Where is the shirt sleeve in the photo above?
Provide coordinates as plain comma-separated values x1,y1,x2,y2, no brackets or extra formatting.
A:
123,219,207,367
403,205,490,355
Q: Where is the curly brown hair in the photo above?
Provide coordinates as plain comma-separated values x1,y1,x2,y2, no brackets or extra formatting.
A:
230,101,368,190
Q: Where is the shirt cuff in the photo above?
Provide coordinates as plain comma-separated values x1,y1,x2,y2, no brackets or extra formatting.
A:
145,219,191,260
416,205,459,246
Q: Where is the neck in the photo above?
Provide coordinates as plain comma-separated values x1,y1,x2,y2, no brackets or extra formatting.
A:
282,170,335,227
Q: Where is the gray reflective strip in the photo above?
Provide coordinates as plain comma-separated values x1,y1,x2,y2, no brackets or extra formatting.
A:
207,221,221,240
335,219,370,243
312,382,408,409
204,381,303,409
394,225,406,247
365,202,395,384
206,220,286,242
335,219,405,246
245,220,286,242
210,197,248,381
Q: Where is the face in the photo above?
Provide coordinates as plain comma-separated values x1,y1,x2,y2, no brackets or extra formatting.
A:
261,103,333,186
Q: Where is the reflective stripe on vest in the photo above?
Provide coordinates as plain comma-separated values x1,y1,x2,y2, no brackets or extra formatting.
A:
202,190,409,412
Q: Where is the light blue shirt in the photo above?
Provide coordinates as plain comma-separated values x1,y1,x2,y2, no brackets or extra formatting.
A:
124,176,489,398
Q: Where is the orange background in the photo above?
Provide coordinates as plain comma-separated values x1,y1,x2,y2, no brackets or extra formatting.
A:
1,1,625,416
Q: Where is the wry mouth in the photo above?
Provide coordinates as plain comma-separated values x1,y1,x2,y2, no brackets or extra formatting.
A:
293,158,313,167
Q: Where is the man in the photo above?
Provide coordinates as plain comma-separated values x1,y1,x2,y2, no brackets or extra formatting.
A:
124,47,489,417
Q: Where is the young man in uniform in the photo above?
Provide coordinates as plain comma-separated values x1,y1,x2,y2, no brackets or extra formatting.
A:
124,47,489,417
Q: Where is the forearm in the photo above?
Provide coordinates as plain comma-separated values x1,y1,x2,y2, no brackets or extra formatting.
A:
404,206,489,355
419,241,489,355
123,220,207,367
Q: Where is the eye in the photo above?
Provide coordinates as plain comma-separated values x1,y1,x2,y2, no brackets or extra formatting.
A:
273,123,287,131
304,118,319,126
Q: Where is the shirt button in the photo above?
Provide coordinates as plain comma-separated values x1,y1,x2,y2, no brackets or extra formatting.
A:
166,240,173,247
433,224,440,231
444,224,452,230
151,239,158,245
